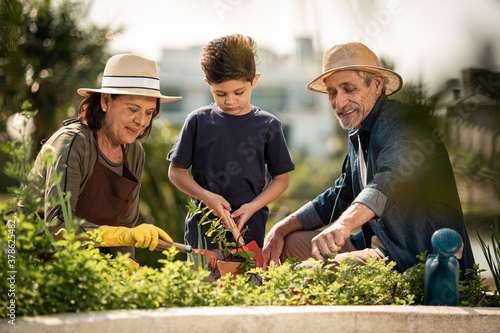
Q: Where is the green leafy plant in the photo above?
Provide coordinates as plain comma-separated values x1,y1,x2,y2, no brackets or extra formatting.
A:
190,201,256,272
209,258,416,306
402,252,427,304
477,220,500,291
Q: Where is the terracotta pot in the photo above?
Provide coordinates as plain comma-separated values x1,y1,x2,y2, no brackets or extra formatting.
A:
217,260,244,277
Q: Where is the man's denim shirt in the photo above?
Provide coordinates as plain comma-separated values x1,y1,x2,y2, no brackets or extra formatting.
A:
295,94,474,273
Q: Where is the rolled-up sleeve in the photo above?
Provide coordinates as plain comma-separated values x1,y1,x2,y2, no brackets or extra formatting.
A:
352,187,387,217
295,201,324,230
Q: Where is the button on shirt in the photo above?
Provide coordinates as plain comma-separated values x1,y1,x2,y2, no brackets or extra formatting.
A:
295,94,474,274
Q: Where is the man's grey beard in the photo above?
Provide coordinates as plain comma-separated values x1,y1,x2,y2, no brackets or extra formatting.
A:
334,104,361,129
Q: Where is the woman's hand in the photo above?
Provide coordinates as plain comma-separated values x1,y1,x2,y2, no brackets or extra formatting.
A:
96,224,173,251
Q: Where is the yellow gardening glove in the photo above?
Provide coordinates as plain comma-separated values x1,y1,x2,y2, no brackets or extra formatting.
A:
98,224,173,251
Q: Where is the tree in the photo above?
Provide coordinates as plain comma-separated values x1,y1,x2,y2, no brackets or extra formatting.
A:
0,0,118,151
0,0,118,190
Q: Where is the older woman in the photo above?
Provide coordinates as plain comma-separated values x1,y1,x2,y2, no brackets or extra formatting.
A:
29,54,181,263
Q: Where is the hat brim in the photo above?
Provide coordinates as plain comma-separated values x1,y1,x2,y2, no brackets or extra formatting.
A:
77,87,182,103
307,65,403,96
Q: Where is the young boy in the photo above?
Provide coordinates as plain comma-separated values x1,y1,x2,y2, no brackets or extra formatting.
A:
167,34,295,261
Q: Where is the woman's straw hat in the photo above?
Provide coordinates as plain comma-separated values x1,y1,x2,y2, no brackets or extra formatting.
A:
307,42,403,96
77,54,182,102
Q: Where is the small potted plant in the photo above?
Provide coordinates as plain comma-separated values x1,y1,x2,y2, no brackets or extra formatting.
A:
191,203,256,277
203,215,256,277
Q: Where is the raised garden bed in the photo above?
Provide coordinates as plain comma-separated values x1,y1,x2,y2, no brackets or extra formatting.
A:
1,305,500,333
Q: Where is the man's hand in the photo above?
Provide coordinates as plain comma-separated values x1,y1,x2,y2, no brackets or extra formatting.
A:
97,224,173,251
262,214,304,270
262,227,285,270
311,222,350,259
311,202,375,259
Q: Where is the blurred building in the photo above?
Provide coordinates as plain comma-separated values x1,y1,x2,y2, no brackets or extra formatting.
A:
433,68,500,168
157,37,337,157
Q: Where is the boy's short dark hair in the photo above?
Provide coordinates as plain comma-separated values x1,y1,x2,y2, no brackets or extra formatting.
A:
200,34,257,84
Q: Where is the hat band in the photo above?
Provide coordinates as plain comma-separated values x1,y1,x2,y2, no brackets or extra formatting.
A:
101,76,160,91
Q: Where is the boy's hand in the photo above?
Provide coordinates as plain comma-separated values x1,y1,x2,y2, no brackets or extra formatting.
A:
202,191,232,228
230,203,257,230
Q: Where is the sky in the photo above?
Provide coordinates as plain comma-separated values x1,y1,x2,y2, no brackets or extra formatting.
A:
86,0,500,93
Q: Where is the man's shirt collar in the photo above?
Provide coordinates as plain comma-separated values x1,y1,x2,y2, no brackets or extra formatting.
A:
348,94,388,136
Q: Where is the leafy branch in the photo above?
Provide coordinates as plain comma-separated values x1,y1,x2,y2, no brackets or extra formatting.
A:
477,220,500,291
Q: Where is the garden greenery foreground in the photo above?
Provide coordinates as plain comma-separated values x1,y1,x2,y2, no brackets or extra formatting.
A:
1,113,499,319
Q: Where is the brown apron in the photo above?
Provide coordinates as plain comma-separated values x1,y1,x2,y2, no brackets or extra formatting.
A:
74,139,139,226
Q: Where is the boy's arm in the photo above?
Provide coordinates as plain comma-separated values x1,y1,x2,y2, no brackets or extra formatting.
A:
231,172,290,230
168,162,232,227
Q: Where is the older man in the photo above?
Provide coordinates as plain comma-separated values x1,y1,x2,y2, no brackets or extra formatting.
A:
263,42,474,274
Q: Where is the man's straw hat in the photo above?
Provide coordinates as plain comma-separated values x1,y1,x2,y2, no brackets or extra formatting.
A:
307,42,403,96
78,54,182,102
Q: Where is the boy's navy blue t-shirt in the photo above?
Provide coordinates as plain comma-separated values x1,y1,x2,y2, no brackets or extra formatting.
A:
167,103,295,249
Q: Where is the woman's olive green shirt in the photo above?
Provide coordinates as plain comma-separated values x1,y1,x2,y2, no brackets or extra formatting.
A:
28,121,145,256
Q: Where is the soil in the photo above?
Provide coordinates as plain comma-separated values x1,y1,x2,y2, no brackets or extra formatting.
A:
221,252,245,262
